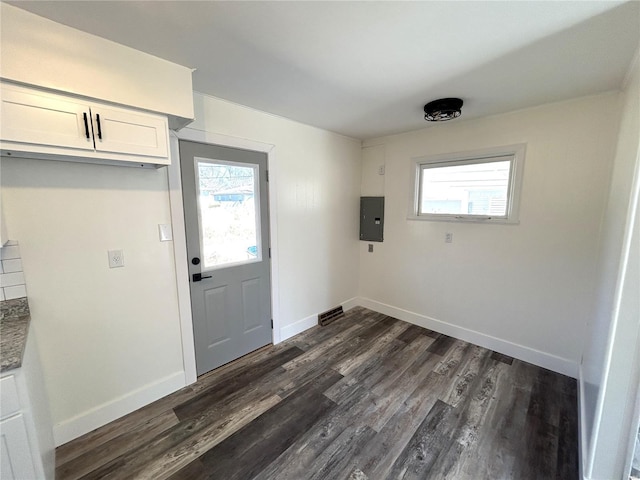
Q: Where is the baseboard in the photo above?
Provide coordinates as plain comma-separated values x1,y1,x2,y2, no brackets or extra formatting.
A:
341,297,359,312
279,297,360,342
280,313,318,342
53,371,186,446
357,297,578,378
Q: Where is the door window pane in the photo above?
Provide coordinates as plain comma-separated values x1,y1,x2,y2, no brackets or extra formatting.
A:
195,159,261,269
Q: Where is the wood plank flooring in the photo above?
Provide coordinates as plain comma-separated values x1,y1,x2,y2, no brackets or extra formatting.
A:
56,307,578,480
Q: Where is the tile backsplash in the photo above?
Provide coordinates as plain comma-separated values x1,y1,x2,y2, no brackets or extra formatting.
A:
0,241,27,301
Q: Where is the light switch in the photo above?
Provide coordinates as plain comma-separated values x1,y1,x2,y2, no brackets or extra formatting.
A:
158,224,173,242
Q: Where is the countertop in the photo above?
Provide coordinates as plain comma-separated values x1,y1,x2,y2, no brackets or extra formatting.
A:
0,297,30,373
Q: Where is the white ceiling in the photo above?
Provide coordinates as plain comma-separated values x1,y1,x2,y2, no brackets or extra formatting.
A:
8,1,640,139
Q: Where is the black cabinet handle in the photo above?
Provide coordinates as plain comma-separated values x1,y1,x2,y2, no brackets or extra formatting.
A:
83,112,90,139
192,273,212,282
96,113,102,140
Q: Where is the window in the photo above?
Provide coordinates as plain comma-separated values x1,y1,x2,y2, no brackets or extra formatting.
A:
409,144,525,223
195,158,262,270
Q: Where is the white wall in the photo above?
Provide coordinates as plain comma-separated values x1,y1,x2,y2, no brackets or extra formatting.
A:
581,53,640,479
189,92,362,340
358,93,622,377
1,159,186,445
361,145,386,197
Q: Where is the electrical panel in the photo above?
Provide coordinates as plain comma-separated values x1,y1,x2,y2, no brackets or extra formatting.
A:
360,196,384,242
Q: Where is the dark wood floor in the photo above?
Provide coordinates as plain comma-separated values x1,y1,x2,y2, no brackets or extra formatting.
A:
56,307,578,480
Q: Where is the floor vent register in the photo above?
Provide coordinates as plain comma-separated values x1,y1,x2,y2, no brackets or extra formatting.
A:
318,305,344,326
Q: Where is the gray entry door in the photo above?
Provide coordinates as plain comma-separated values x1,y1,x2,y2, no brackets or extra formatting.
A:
179,140,272,376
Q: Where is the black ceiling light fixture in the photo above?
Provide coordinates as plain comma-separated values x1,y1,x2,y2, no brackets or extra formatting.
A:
424,98,463,122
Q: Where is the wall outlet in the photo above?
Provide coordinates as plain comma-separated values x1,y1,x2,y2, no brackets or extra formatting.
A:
368,244,374,252
445,233,453,243
378,165,385,175
108,250,125,268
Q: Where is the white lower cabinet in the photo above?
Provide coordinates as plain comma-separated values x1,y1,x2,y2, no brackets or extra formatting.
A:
0,414,37,479
0,331,55,479
0,82,170,167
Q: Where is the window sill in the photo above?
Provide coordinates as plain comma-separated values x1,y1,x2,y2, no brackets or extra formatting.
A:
406,214,520,225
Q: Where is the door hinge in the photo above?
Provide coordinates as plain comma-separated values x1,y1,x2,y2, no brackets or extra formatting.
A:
268,247,271,258
266,170,269,182
271,319,273,329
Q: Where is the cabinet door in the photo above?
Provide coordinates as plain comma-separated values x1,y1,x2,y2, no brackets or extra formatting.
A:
92,105,168,159
0,415,37,480
0,87,94,151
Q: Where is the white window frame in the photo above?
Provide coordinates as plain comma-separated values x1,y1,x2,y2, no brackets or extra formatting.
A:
408,144,526,224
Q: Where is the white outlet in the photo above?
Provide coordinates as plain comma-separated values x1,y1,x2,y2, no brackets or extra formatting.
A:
378,165,385,175
108,250,125,268
445,233,453,243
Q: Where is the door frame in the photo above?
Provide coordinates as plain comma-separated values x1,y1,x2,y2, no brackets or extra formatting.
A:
168,128,280,385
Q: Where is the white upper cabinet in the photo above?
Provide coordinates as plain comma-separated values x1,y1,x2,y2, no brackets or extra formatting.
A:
1,87,94,152
91,105,168,159
0,83,170,167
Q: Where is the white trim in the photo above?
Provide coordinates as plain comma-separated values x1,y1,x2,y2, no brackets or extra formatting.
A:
357,296,578,378
624,373,640,479
173,127,282,350
578,363,588,480
168,132,197,385
278,297,360,342
408,143,526,225
341,296,359,312
586,142,640,478
280,313,318,342
53,371,185,446
275,295,578,376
